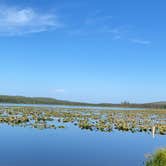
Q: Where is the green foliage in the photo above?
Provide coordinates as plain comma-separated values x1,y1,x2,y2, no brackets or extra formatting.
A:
146,148,166,166
0,95,90,106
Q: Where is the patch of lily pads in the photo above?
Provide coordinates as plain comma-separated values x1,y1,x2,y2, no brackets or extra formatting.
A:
0,106,166,135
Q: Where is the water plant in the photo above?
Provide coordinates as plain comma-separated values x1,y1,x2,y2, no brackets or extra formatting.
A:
0,106,166,134
146,148,166,166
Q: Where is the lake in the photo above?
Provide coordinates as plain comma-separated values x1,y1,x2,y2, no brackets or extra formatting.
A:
0,105,165,166
0,124,165,166
0,103,145,111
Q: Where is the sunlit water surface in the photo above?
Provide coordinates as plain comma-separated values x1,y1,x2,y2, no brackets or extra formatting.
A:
0,103,145,111
0,123,165,166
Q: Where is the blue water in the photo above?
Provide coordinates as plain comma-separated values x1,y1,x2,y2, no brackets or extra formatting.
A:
0,124,165,166
0,103,144,111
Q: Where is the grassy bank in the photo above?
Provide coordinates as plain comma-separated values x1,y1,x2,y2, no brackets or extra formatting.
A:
146,148,166,166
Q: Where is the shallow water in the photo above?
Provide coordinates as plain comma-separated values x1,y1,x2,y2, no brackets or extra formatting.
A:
0,124,165,166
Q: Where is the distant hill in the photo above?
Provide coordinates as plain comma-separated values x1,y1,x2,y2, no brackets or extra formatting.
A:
0,95,166,109
0,95,92,106
148,101,166,105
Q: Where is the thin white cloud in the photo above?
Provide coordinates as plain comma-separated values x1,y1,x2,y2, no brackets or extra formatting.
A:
0,6,61,36
130,38,151,45
55,89,65,93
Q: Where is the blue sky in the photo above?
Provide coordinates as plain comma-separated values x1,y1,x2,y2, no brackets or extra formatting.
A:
0,0,166,103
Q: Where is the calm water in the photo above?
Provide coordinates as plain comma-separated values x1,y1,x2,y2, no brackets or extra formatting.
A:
0,123,165,166
0,103,144,111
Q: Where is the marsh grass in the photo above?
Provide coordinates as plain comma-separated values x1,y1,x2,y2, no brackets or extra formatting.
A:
146,148,166,166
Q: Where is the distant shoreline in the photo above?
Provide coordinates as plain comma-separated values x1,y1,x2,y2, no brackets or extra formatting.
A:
0,95,166,109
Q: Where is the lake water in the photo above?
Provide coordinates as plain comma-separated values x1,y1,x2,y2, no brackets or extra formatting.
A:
0,123,165,166
0,104,162,166
0,103,144,111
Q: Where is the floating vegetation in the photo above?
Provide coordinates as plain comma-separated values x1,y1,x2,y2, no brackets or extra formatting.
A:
0,106,166,135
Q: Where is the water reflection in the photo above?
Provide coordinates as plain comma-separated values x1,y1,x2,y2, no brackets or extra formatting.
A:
152,126,156,138
0,124,165,166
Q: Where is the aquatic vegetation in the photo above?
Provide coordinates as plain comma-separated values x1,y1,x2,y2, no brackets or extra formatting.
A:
58,125,65,128
78,119,94,130
146,148,166,166
0,106,166,135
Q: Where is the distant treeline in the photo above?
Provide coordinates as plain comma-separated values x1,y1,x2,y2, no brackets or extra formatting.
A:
0,95,166,109
0,95,91,106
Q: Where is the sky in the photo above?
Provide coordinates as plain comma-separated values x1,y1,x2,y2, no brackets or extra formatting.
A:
0,0,166,103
